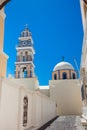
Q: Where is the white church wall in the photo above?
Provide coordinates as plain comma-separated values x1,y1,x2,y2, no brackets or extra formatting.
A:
0,78,20,130
49,79,82,115
42,96,56,124
0,78,57,130
19,90,57,129
32,92,57,128
7,77,39,91
39,86,50,97
32,93,42,127
19,90,57,130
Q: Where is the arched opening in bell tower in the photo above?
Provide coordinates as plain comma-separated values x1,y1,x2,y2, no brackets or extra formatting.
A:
25,51,28,61
23,67,27,78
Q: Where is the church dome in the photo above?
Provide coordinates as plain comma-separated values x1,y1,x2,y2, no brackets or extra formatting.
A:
53,61,74,71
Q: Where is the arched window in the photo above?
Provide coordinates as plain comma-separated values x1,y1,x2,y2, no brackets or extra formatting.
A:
21,32,24,37
28,55,32,61
23,67,27,78
23,97,28,127
72,73,76,79
25,52,28,61
28,39,32,46
62,72,67,79
54,74,57,80
23,32,28,37
20,52,23,62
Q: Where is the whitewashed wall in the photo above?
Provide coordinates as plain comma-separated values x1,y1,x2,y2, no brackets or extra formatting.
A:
32,92,57,128
49,79,82,116
20,90,57,130
0,78,57,130
0,78,20,130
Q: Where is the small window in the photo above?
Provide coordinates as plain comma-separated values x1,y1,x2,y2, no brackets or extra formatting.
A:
25,52,28,61
28,55,32,61
22,32,24,37
24,32,27,37
54,74,57,80
62,72,67,79
72,73,76,79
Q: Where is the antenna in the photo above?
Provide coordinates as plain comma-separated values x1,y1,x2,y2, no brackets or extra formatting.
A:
73,57,80,77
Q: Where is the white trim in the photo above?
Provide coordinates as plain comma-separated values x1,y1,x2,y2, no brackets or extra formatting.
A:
0,9,6,19
0,51,9,59
18,37,32,41
15,61,35,67
16,46,35,54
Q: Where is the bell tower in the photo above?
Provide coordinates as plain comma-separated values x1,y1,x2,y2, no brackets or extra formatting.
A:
15,26,35,78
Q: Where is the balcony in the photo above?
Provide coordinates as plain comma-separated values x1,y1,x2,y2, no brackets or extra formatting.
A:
16,56,33,62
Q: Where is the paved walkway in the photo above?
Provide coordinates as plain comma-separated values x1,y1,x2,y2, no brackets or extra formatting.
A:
45,116,85,130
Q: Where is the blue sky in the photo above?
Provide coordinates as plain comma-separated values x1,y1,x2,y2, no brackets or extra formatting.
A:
4,0,83,85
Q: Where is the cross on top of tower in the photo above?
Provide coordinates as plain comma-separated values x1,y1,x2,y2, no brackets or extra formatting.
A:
20,24,32,38
24,24,29,30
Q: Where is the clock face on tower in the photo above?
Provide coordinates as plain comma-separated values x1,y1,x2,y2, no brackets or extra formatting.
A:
19,40,32,47
23,41,27,46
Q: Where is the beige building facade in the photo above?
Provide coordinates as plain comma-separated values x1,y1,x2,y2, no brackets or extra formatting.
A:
0,8,8,78
80,0,87,105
